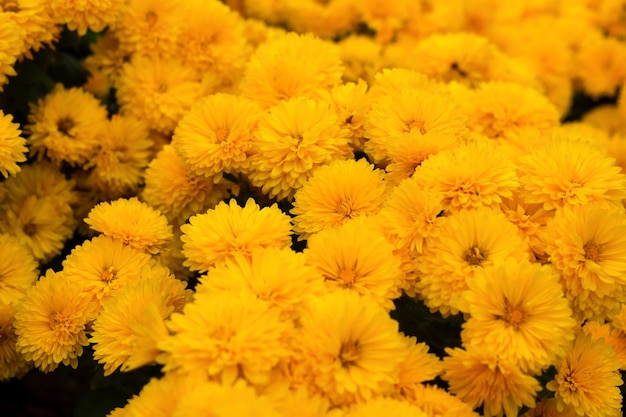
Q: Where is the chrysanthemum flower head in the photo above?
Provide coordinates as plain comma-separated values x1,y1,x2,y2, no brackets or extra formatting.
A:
116,55,211,135
278,0,357,39
62,235,154,307
518,136,626,211
393,336,442,401
14,270,98,373
343,397,427,417
296,291,407,406
247,97,352,201
416,208,529,316
1,0,60,60
0,11,22,89
0,233,38,306
173,93,262,180
414,138,519,213
240,32,344,109
547,332,623,417
443,346,540,417
0,302,30,381
196,247,326,320
142,144,230,223
337,35,383,84
543,203,626,320
26,84,108,166
291,158,387,240
368,68,444,101
462,257,576,373
355,0,411,44
522,397,578,417
158,290,290,385
402,383,480,417
83,115,153,198
0,110,26,178
583,321,626,370
90,266,192,375
46,0,124,35
304,217,404,311
181,198,292,273
575,33,626,98
364,89,467,165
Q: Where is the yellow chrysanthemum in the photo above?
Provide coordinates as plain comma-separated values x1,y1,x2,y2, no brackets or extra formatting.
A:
173,93,262,179
547,332,623,417
442,347,540,417
393,336,442,401
62,235,153,307
368,68,444,101
583,321,626,370
364,89,467,165
196,247,326,319
517,137,626,211
296,292,407,406
416,208,529,316
247,97,352,201
0,233,38,306
0,195,76,263
85,197,173,254
291,159,388,240
453,81,560,140
404,383,480,417
575,33,626,98
543,203,626,320
355,0,411,44
304,218,404,310
376,179,446,255
0,11,22,88
91,267,192,375
173,380,281,417
279,0,357,39
240,32,344,109
46,0,123,35
267,386,337,417
83,31,128,86
343,397,427,417
0,302,30,381
0,111,26,178
116,55,210,135
462,257,576,373
2,0,60,60
337,35,383,84
178,0,248,86
158,290,290,385
181,198,292,273
142,145,230,223
84,115,153,198
414,139,519,213
26,84,108,166
116,0,183,59
14,270,97,372
522,397,578,417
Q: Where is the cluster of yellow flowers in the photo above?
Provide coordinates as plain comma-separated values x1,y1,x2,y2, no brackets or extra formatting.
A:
1,0,626,416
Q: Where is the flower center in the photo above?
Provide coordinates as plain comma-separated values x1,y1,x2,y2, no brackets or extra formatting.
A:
336,198,356,219
1,0,19,12
501,298,526,330
339,340,360,367
215,128,230,142
100,266,117,283
563,370,578,392
406,119,427,134
337,268,357,288
23,222,37,237
57,117,75,137
145,11,158,26
583,241,603,263
49,312,72,333
463,246,487,266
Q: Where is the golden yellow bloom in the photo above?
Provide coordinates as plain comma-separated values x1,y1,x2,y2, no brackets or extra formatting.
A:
173,380,281,417
268,386,337,417
0,302,30,381
575,33,626,98
116,55,210,135
462,258,575,373
368,68,444,101
296,292,407,406
416,208,529,316
0,11,22,89
547,332,623,417
0,110,26,178
47,0,123,35
355,0,411,43
544,203,626,320
583,321,626,370
62,235,153,307
376,179,446,255
158,291,290,385
522,397,578,417
173,93,262,179
304,218,404,311
517,137,626,210
116,0,183,59
14,270,97,372
2,0,60,60
196,247,326,320
279,0,357,39
404,383,479,417
337,35,383,84
414,139,519,213
84,115,153,198
247,97,352,201
240,33,344,109
26,84,108,166
83,31,128,86
291,159,387,240
364,89,467,165
91,267,192,375
343,397,427,417
393,336,442,401
442,346,540,417
181,198,292,273
0,233,38,306
85,197,173,254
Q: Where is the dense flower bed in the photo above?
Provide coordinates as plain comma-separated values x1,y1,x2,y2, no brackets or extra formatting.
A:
1,0,626,416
